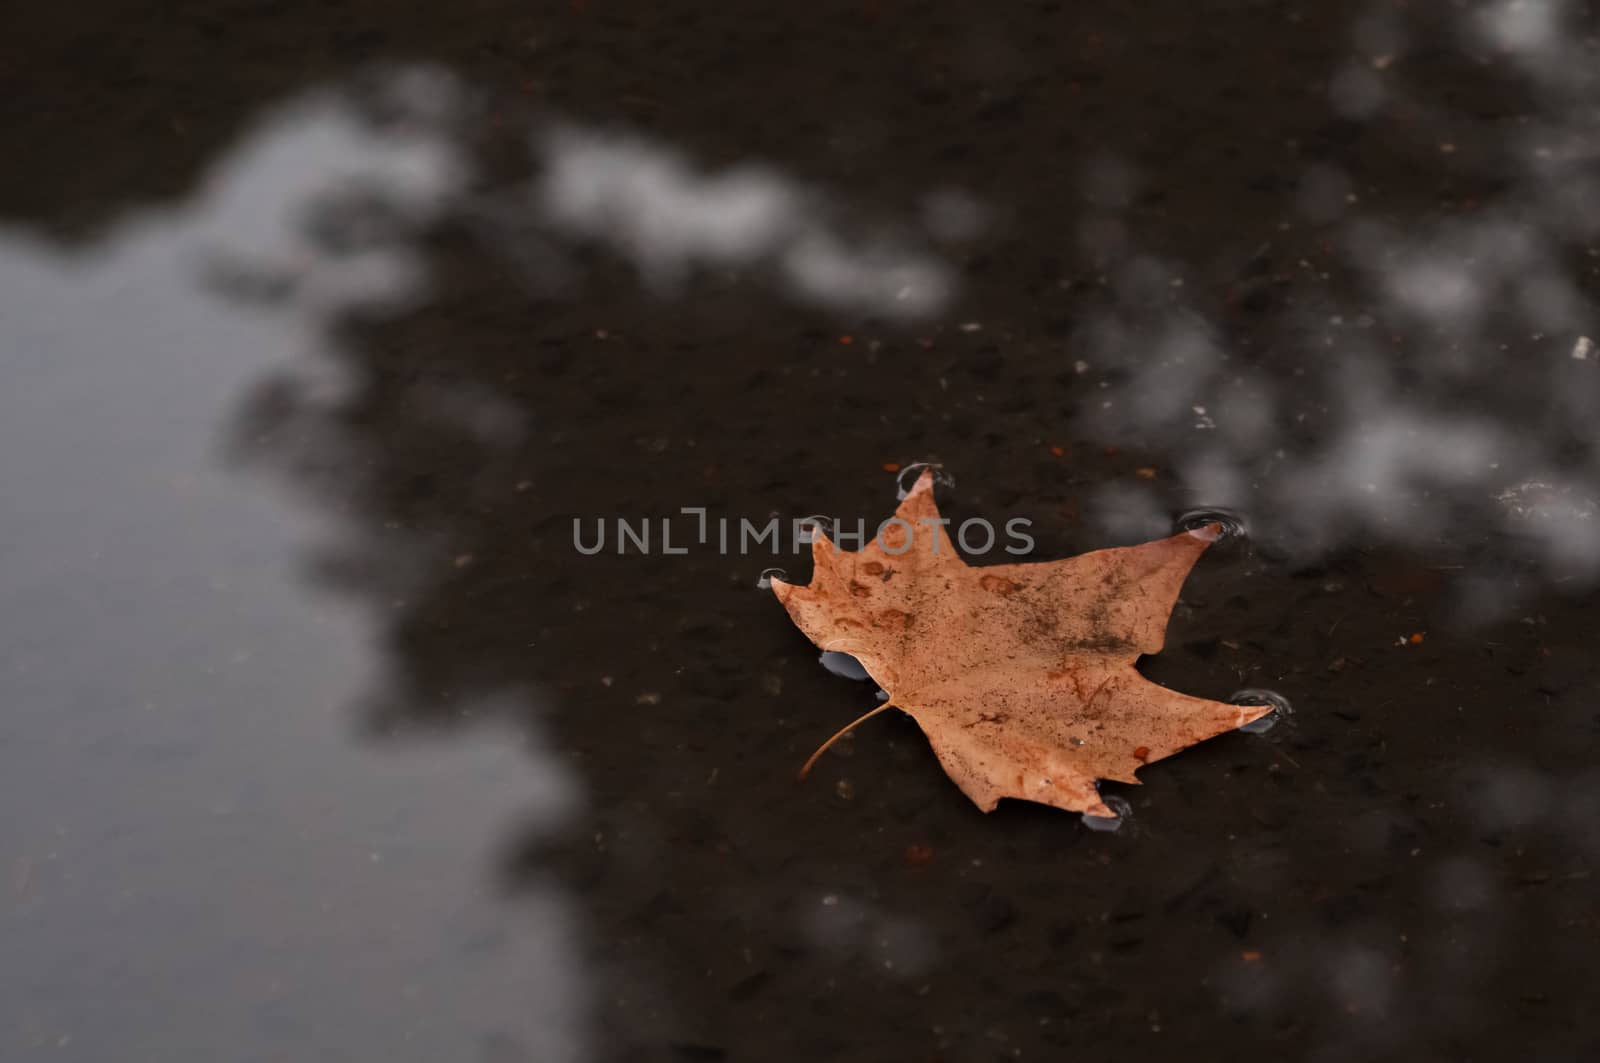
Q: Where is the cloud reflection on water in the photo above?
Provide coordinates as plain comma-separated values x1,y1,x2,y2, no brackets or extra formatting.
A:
1067,5,1600,599
5,1,1597,1050
0,73,590,1062
532,124,958,318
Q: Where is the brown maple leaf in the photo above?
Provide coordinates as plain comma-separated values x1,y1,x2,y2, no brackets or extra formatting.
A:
770,471,1269,817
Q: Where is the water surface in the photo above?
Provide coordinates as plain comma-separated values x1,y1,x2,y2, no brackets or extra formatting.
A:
3,2,1599,1060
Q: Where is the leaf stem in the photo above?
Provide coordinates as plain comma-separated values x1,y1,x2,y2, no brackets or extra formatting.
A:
796,701,898,781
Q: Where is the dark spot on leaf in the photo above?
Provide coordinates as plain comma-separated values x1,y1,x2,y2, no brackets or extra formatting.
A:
875,608,912,630
980,573,1022,595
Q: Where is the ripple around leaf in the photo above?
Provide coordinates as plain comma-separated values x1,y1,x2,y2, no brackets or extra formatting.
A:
1230,688,1294,734
895,462,955,500
1174,508,1248,542
1081,795,1133,832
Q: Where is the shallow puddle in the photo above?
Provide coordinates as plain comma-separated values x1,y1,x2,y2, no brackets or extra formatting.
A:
3,2,1598,1060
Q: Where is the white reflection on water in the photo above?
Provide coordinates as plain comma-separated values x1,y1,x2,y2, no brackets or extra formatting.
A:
1475,0,1567,61
1465,760,1554,832
805,893,936,978
1328,945,1396,1020
1070,5,1600,594
0,70,589,1061
533,125,958,318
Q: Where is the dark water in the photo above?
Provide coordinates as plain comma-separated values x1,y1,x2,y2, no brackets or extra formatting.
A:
4,2,1599,1060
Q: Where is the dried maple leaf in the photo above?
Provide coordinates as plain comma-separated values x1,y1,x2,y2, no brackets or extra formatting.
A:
770,471,1269,817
